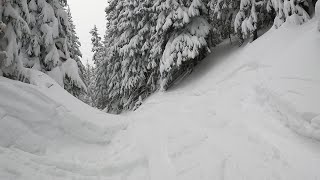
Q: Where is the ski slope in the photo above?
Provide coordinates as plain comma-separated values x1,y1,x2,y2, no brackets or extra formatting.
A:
1,20,320,179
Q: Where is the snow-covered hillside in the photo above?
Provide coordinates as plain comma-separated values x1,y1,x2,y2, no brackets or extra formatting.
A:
1,20,320,179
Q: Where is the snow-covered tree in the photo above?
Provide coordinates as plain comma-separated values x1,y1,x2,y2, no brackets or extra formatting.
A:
0,0,31,82
66,6,84,74
89,25,110,110
116,0,158,110
26,0,86,91
266,0,310,28
89,25,104,66
64,6,86,99
81,60,96,106
210,0,240,40
97,0,214,112
0,0,86,99
154,0,211,90
234,0,312,41
96,0,158,113
234,0,260,40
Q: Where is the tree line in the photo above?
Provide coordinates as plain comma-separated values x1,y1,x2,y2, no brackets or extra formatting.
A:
87,0,317,114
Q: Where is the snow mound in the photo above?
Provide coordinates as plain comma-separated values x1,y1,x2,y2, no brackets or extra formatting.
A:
0,71,127,179
47,58,86,91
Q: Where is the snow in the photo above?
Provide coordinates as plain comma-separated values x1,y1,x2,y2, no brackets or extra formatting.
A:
1,19,320,179
62,58,87,91
0,70,127,179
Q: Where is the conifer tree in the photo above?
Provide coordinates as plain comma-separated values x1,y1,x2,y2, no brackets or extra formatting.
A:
81,59,96,106
65,6,86,98
0,0,31,82
234,0,259,40
97,0,158,113
0,0,86,98
266,0,310,28
154,0,211,90
89,26,106,108
89,25,104,66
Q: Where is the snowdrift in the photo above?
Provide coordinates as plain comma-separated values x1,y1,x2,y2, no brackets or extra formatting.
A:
1,20,320,179
0,70,127,179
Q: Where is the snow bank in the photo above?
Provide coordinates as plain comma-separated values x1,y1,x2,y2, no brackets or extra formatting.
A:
62,58,87,91
47,58,86,91
0,72,128,179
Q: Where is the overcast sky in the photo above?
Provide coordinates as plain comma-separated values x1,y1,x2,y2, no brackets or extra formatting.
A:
68,0,108,65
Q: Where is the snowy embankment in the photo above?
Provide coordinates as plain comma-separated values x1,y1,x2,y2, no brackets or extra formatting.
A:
0,70,127,179
1,20,320,179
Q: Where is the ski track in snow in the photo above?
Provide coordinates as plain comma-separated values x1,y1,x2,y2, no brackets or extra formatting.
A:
1,21,320,179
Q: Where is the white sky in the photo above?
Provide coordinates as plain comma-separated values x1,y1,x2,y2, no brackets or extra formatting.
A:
67,0,108,65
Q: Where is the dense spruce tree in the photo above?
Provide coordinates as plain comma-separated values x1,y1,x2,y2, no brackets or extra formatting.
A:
89,25,104,66
0,0,31,82
96,0,158,113
0,0,86,98
89,25,107,109
266,0,310,28
153,0,211,90
234,0,259,40
210,0,240,42
95,23,122,112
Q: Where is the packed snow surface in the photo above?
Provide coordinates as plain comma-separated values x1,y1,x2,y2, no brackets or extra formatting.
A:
1,20,320,179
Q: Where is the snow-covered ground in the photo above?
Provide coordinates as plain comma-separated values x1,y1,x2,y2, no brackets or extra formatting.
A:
1,20,320,179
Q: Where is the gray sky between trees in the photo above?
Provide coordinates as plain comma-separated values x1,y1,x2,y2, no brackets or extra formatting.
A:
68,0,108,65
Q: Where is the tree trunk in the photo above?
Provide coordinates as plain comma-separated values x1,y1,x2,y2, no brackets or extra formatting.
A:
307,0,315,17
252,29,258,42
229,27,232,44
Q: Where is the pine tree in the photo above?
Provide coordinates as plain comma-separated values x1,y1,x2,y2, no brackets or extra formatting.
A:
89,25,104,66
155,0,211,90
269,0,310,28
210,0,240,39
89,26,106,108
209,0,244,45
0,0,31,82
97,0,158,113
66,6,84,77
81,59,96,106
0,0,86,98
64,5,86,98
95,20,121,112
115,0,157,111
26,0,86,91
234,0,259,40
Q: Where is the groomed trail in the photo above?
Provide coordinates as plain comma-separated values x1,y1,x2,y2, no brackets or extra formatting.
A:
1,20,320,180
